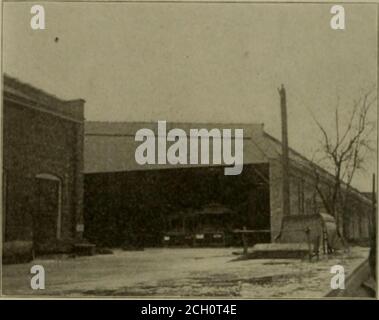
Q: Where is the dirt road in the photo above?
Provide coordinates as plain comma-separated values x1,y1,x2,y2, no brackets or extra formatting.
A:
2,247,369,298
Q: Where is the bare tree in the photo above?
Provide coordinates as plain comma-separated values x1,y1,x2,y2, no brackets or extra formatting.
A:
311,88,376,241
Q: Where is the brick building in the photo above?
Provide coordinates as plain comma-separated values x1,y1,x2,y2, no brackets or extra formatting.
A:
83,122,373,247
2,75,85,254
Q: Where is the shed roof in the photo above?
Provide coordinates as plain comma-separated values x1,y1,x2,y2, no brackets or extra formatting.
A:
83,120,336,175
84,121,269,173
84,120,371,204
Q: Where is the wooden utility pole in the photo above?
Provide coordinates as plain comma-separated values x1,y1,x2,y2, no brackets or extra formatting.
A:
279,85,291,217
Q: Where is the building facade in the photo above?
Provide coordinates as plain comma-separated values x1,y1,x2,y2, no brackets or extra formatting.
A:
3,75,85,254
83,121,373,247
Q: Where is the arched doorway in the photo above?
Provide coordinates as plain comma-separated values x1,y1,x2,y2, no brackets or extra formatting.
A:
34,173,62,252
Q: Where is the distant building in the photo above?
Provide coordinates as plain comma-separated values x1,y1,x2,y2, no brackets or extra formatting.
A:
2,74,85,254
84,122,373,247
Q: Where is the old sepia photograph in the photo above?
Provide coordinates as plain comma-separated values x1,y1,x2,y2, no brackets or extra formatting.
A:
1,1,377,300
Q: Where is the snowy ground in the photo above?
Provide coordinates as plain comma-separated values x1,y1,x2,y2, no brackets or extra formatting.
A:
2,246,369,298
